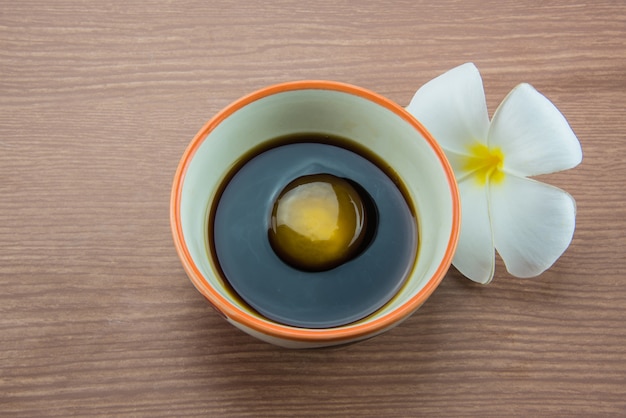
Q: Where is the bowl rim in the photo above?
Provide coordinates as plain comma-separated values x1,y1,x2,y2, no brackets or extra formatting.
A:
170,80,460,342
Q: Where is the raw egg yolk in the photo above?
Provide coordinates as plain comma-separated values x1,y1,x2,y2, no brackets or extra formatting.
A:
269,174,368,271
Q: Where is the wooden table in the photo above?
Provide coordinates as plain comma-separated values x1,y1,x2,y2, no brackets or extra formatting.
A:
2,1,625,416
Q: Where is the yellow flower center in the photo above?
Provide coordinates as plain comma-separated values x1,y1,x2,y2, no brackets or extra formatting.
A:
463,142,506,186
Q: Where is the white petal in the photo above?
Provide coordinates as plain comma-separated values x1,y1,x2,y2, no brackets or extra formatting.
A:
490,175,577,278
488,83,583,177
406,63,490,155
452,178,496,284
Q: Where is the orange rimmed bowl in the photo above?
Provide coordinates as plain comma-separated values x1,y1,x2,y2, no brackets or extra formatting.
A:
170,81,460,348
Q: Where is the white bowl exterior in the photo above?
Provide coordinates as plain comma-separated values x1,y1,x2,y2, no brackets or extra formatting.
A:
179,88,455,347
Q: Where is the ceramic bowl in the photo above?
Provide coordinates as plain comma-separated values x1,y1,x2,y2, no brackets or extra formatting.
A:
170,80,460,348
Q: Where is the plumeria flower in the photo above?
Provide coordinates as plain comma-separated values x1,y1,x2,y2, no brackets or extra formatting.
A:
406,63,582,284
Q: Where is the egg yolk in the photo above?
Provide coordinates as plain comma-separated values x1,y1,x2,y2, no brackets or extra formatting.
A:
269,174,368,271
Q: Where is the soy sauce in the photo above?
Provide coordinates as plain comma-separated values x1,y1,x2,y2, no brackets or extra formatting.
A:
209,133,418,328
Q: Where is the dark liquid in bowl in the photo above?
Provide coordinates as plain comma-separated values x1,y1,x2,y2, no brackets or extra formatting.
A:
209,133,418,328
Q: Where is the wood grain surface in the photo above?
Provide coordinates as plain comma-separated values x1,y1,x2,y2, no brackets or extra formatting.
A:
1,1,625,416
